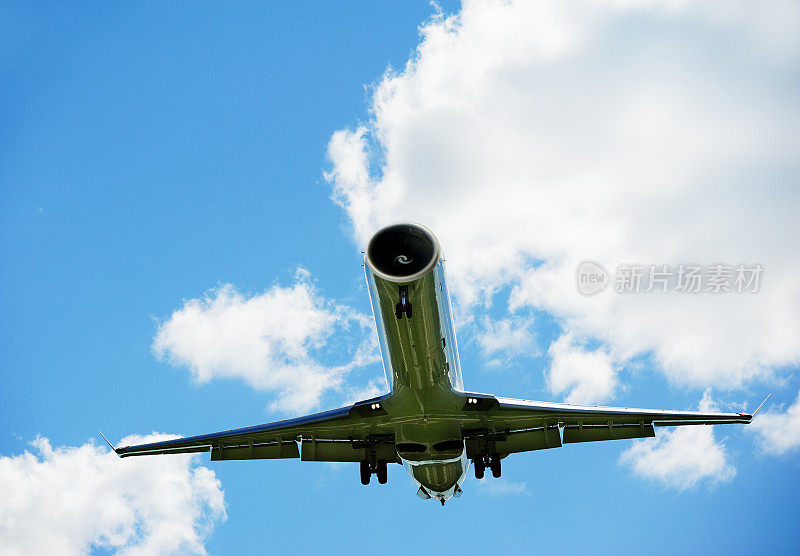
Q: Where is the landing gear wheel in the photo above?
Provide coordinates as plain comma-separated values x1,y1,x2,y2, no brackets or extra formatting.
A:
474,460,485,480
376,460,388,484
360,460,371,485
395,302,413,319
490,454,501,478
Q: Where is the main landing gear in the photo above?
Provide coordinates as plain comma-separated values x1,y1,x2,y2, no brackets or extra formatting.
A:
360,459,388,485
473,453,501,480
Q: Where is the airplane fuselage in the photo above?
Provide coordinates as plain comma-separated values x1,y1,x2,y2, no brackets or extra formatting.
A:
364,223,469,502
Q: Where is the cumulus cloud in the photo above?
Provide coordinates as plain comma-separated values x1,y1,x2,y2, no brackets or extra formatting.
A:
325,0,800,390
546,333,617,404
619,391,736,489
476,316,538,368
341,375,389,406
0,435,225,555
750,390,800,455
153,269,379,413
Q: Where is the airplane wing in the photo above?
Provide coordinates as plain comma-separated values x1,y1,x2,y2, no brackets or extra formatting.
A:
459,393,752,458
113,394,398,463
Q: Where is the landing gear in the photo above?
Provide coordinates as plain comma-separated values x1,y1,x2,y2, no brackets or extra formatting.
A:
376,460,388,484
490,454,501,478
360,460,371,485
395,285,412,319
360,459,388,485
473,453,501,479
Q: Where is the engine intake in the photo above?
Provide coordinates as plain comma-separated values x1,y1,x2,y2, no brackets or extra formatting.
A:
365,223,440,282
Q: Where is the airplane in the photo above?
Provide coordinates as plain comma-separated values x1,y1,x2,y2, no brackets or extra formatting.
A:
110,222,761,505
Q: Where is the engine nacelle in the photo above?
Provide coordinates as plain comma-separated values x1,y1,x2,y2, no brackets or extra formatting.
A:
365,223,440,283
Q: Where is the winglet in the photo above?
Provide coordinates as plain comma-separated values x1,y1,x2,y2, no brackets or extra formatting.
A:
98,430,119,456
751,394,771,418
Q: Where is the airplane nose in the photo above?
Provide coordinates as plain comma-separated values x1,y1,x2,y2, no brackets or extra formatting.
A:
409,460,462,493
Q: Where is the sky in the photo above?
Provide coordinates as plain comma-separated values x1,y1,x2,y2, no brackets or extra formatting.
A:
1,1,799,554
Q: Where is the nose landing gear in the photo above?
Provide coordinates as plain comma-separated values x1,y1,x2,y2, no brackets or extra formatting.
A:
395,285,412,319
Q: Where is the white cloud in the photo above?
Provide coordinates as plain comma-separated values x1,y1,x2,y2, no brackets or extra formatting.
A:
476,478,530,496
547,333,617,404
153,269,379,413
0,435,225,555
476,316,538,368
325,0,800,391
341,375,389,406
750,390,800,455
619,391,736,489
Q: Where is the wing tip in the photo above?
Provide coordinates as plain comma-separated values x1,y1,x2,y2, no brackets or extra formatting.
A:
751,393,771,419
98,430,121,457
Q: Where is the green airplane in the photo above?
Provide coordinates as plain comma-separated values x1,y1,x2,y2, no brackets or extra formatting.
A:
111,223,759,505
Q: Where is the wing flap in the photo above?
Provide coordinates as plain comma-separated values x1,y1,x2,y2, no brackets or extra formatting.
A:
118,446,211,458
300,438,399,463
499,426,562,454
562,422,655,444
301,439,365,462
465,425,562,458
211,440,300,461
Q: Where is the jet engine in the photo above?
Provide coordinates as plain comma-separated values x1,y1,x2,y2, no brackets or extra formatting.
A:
365,223,440,282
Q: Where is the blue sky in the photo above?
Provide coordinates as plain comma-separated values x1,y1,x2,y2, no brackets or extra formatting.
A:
2,2,799,554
